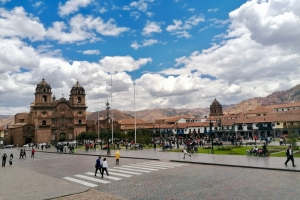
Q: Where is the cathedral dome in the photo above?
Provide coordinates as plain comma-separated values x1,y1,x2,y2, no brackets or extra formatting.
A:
37,78,49,86
72,81,82,88
212,98,221,106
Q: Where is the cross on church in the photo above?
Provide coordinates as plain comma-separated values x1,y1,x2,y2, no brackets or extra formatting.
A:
62,93,64,98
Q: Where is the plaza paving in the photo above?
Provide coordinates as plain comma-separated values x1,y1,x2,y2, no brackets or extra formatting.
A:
0,146,299,200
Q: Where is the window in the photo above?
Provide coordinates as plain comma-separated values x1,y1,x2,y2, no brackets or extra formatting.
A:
42,111,47,115
42,120,46,125
42,95,47,102
19,119,24,123
77,91,81,94
78,119,82,124
77,97,81,103
277,122,280,125
256,124,259,127
43,89,46,92
291,122,294,125
78,111,82,115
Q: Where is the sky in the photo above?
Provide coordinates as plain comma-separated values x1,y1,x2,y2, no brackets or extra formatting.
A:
0,0,299,115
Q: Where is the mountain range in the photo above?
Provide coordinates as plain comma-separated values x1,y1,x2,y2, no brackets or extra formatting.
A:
1,84,300,127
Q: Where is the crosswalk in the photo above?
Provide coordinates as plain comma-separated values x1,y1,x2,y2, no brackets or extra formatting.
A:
63,161,188,187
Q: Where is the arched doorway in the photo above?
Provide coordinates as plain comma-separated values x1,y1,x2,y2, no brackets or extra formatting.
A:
59,132,66,142
25,138,32,144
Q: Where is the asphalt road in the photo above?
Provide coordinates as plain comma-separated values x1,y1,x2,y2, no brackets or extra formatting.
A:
2,149,299,200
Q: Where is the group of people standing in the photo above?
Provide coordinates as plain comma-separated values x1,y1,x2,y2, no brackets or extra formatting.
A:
2,153,13,167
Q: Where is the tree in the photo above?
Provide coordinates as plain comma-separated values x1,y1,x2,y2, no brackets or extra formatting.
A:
287,129,298,150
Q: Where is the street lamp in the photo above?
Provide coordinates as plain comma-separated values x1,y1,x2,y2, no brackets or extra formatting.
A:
175,122,179,149
35,126,39,147
105,100,111,155
216,114,222,139
209,120,214,154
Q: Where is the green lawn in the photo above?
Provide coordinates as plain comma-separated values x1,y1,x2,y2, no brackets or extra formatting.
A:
167,145,300,157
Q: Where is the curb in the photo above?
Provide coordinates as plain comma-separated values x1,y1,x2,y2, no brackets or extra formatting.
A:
45,188,91,200
170,160,300,173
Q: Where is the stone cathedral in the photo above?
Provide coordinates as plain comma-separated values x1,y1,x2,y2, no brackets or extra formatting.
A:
7,79,87,146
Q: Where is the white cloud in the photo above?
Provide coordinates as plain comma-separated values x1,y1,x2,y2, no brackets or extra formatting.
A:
166,15,204,38
130,0,148,12
47,14,129,43
99,56,152,72
99,7,107,13
78,50,100,55
59,0,94,16
0,0,10,4
33,1,44,8
0,7,47,41
142,21,162,36
208,8,218,12
0,38,40,73
131,39,159,49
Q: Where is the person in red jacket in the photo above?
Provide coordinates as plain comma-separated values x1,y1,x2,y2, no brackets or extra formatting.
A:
31,148,36,158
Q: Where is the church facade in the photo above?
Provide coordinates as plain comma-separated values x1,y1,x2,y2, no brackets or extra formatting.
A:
7,79,87,146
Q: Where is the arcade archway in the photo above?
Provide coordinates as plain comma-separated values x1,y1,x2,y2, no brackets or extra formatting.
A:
25,138,32,144
59,132,66,142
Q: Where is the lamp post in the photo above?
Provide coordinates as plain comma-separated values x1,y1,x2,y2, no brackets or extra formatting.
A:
209,120,214,154
175,122,179,149
35,126,39,147
105,100,111,155
75,129,77,148
216,114,222,140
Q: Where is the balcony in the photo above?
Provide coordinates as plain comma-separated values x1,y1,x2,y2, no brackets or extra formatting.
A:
247,127,253,130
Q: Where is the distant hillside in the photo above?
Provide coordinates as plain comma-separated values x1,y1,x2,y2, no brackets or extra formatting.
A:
87,110,133,122
224,84,300,113
124,108,209,122
0,115,14,128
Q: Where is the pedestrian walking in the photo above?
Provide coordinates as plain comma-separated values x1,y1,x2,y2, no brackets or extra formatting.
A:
23,149,26,158
31,148,36,158
101,158,109,178
9,154,13,166
2,153,7,167
19,149,23,159
285,145,296,167
41,144,44,151
182,149,191,159
94,156,102,176
115,150,120,165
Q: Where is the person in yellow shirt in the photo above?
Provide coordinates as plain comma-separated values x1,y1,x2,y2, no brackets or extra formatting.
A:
115,150,120,165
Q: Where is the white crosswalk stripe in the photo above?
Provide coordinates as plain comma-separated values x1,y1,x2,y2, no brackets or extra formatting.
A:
63,161,188,187
128,164,170,169
85,172,122,180
108,169,142,175
63,177,98,187
120,165,159,171
104,172,132,177
75,174,110,184
113,167,151,173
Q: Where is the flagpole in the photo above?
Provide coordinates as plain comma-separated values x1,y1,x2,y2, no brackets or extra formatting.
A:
111,73,113,145
134,71,136,144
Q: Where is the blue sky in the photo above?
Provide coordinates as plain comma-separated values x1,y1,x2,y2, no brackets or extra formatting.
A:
0,0,300,115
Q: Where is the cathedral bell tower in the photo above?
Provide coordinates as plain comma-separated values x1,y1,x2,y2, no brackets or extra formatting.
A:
34,78,52,106
69,81,86,106
209,98,223,116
